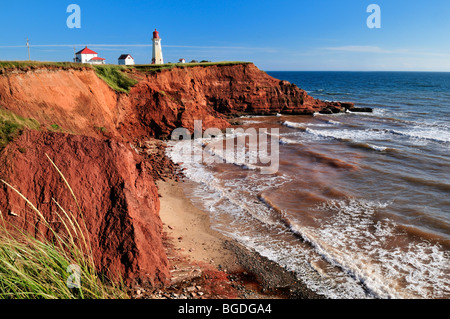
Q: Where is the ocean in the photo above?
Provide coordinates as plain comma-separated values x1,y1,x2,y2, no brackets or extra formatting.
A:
167,71,450,299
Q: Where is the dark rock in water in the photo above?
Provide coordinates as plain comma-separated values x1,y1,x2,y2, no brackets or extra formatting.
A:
291,110,315,116
331,107,342,114
340,102,355,109
319,109,334,114
350,107,373,113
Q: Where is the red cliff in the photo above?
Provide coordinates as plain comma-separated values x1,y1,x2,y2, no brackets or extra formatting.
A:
0,63,352,140
0,62,353,286
0,130,169,286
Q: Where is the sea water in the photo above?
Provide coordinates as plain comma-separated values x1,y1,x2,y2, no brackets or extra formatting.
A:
167,71,450,299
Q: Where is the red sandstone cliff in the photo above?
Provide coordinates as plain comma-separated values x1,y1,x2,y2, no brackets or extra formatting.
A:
0,62,352,286
0,63,350,140
0,130,168,286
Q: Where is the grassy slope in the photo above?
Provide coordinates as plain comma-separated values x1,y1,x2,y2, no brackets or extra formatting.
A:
0,108,41,150
92,65,138,94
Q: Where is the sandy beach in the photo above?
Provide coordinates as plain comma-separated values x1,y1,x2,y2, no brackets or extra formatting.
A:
157,179,241,272
139,176,322,300
153,179,261,299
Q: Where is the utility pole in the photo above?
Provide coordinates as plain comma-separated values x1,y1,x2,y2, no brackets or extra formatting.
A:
26,38,31,61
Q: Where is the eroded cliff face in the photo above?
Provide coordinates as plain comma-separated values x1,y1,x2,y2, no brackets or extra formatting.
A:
0,63,351,286
0,68,120,138
0,130,168,286
126,63,352,137
141,63,326,115
0,63,350,140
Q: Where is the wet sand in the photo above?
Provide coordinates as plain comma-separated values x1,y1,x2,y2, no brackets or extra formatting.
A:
153,178,322,299
157,179,240,272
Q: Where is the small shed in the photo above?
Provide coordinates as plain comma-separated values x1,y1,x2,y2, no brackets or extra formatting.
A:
118,54,135,66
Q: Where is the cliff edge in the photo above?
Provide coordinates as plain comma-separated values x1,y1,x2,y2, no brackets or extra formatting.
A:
0,62,353,140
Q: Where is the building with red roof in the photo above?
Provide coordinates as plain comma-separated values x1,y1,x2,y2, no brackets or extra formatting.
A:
74,47,106,65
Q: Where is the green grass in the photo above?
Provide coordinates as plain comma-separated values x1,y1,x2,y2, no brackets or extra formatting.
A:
0,155,128,299
93,65,138,94
0,119,21,150
132,61,252,74
0,61,90,72
50,124,61,131
0,108,41,130
0,108,41,150
94,126,107,133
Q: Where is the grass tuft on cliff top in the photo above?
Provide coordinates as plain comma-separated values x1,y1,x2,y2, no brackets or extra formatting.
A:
0,61,89,72
93,65,138,94
132,61,252,74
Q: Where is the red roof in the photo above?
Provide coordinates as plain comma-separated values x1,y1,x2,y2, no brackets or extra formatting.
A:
76,46,98,55
90,57,105,61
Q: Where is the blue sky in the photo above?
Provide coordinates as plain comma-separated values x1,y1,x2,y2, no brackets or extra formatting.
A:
0,0,449,71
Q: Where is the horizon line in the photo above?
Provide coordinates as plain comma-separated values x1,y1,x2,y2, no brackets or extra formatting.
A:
264,70,450,73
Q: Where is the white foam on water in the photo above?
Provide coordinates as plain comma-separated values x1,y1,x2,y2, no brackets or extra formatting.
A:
387,127,450,144
166,139,284,226
279,137,301,145
283,120,392,145
306,128,384,141
327,119,342,125
240,119,267,125
288,198,450,299
282,121,307,130
365,143,388,152
283,120,337,130
264,130,302,146
347,108,387,117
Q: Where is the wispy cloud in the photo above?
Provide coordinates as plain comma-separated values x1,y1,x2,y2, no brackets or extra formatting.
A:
0,43,277,53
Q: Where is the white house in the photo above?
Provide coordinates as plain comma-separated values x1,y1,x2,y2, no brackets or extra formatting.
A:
178,58,186,64
118,54,135,65
74,47,106,65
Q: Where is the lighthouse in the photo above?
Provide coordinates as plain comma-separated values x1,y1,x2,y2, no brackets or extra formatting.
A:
152,29,164,65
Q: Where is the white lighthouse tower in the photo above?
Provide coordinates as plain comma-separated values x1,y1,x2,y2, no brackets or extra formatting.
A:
152,29,164,65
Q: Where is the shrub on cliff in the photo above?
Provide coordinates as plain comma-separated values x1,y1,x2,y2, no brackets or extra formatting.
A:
0,119,21,150
93,65,138,94
0,108,41,150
